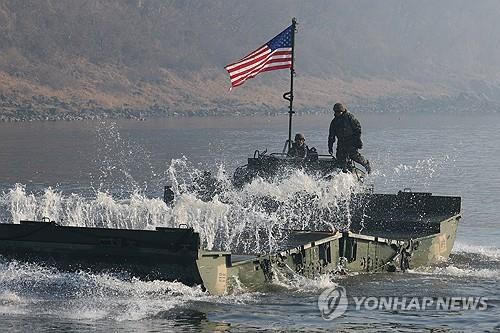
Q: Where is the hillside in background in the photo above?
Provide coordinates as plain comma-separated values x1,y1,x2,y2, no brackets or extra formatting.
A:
1,0,500,120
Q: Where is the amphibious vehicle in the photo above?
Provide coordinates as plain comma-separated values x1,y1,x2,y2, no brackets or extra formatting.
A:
0,145,461,295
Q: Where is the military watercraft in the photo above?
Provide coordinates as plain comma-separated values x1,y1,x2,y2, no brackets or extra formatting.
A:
232,147,366,187
0,141,461,295
0,17,461,295
0,187,461,295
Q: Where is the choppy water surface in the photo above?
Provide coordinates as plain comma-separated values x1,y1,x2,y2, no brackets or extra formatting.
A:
0,112,499,332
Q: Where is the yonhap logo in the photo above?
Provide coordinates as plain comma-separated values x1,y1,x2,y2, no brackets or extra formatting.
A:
317,285,488,320
317,286,348,320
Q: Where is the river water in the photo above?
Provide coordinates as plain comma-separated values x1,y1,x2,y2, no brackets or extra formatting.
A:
0,112,498,331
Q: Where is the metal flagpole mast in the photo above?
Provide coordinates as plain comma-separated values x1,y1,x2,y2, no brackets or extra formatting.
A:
283,17,297,150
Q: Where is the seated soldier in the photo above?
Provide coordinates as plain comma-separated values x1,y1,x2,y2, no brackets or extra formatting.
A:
288,133,308,158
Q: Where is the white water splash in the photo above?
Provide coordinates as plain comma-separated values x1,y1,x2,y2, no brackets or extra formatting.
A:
0,185,170,230
91,121,162,197
453,242,500,261
374,153,454,192
0,157,365,254
0,258,259,321
393,156,450,180
169,158,366,253
0,291,26,315
270,267,340,293
411,265,499,280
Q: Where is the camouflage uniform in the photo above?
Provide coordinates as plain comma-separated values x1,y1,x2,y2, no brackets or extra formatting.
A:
288,142,308,158
328,105,371,173
288,133,308,158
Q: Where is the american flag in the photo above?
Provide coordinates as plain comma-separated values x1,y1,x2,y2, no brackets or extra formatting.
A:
225,24,293,89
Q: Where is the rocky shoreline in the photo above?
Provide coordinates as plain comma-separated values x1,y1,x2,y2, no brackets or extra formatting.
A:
1,93,498,122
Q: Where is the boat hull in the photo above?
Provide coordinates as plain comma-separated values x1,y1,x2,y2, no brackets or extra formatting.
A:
0,191,461,295
0,221,203,285
208,213,461,294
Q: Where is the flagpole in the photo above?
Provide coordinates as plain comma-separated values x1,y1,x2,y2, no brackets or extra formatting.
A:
284,18,297,150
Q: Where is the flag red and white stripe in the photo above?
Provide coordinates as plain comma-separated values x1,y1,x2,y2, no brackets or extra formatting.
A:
225,46,292,89
225,25,294,90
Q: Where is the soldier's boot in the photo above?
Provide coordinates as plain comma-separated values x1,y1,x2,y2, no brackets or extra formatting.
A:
365,160,371,174
350,150,371,174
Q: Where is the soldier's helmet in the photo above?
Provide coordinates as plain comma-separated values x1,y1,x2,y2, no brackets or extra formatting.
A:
295,133,305,142
333,103,345,113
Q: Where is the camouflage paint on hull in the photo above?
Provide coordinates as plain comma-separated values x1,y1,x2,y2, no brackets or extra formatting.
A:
197,214,461,295
0,193,461,296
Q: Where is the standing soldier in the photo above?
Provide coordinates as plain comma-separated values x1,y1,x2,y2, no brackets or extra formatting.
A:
328,103,371,174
